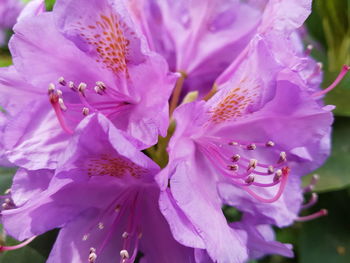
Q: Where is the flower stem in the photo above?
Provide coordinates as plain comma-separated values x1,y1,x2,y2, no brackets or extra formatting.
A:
169,72,186,116
203,83,218,101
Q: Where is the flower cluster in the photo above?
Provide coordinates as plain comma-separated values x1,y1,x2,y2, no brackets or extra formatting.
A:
0,0,347,262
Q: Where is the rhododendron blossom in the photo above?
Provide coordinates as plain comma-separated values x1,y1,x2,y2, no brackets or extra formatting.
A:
0,0,175,170
2,114,196,262
0,0,347,262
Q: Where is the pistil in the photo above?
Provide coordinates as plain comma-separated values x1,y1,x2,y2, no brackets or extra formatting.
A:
0,236,36,252
312,65,350,98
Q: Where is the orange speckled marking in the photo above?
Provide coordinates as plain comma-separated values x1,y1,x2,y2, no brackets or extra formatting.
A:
210,79,260,123
78,13,135,76
87,154,146,178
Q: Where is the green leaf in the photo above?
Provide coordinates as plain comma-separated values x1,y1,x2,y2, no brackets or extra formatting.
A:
303,117,350,192
0,56,12,67
28,229,59,258
298,188,350,263
45,0,56,11
0,246,45,263
307,0,350,116
181,91,199,105
222,205,242,223
0,233,45,263
0,167,16,194
306,1,327,48
324,71,350,116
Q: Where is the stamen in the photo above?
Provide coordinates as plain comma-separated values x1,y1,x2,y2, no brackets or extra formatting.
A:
278,151,287,163
56,89,63,97
305,44,313,56
120,249,130,260
231,154,240,162
78,82,87,96
245,174,255,184
48,83,55,94
0,236,36,252
307,62,323,83
247,159,258,171
98,222,104,230
267,165,274,175
82,107,90,116
68,81,77,91
243,167,290,203
246,143,256,150
50,93,73,134
89,247,97,263
122,232,129,239
266,141,275,147
252,180,281,187
273,169,282,182
303,174,319,193
199,140,291,202
296,209,328,222
2,197,12,209
302,193,318,209
94,86,104,95
58,77,66,86
312,65,350,97
96,81,107,91
228,164,239,171
58,98,67,111
316,62,323,70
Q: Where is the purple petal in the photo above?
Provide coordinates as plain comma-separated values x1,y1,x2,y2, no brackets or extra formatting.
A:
11,168,54,207
166,159,248,262
4,101,69,170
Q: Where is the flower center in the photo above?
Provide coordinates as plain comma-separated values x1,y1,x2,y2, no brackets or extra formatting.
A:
86,154,147,178
77,12,136,77
48,77,134,134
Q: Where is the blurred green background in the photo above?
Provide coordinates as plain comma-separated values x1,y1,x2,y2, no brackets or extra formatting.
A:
0,0,349,262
